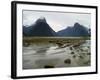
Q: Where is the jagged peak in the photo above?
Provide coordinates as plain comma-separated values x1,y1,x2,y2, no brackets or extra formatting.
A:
74,22,81,27
36,16,46,23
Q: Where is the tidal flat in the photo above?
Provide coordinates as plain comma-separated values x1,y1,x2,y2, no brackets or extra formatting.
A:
23,37,91,69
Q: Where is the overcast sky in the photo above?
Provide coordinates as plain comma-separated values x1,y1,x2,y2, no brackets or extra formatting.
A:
23,10,91,32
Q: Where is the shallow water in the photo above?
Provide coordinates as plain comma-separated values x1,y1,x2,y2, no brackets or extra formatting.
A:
23,39,91,69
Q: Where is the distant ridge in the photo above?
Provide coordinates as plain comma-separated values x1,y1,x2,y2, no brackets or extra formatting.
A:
23,17,90,37
57,23,90,37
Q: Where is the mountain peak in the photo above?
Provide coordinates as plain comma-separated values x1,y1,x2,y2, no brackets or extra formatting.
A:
74,22,80,27
23,17,57,36
57,22,90,37
36,17,46,23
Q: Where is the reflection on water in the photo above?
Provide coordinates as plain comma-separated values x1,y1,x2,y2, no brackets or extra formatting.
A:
23,39,91,69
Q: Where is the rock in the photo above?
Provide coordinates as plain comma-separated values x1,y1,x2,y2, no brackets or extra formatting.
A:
73,55,76,58
70,52,75,54
78,55,84,59
64,59,71,64
87,53,91,55
80,48,83,51
44,65,55,68
69,47,73,50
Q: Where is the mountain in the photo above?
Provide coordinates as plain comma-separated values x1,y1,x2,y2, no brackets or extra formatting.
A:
23,17,57,37
57,23,90,37
88,28,91,36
